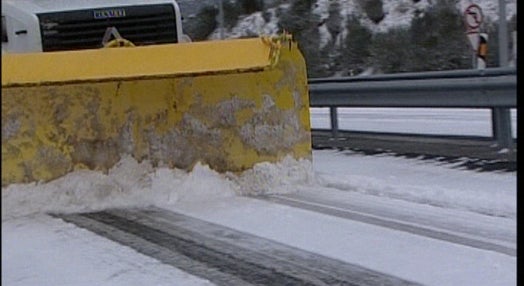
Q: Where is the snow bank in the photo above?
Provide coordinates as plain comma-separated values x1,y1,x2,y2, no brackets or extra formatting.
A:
2,155,316,220
314,150,516,219
229,156,318,195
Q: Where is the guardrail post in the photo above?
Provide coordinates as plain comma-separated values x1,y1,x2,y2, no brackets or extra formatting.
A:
330,107,339,138
491,107,513,149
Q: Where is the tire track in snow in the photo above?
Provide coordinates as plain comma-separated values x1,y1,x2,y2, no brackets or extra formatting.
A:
53,207,421,286
261,195,515,257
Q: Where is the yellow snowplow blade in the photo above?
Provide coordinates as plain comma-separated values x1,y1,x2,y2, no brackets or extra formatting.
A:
1,37,311,186
2,39,274,86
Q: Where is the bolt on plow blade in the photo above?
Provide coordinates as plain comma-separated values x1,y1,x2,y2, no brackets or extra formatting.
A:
1,37,311,186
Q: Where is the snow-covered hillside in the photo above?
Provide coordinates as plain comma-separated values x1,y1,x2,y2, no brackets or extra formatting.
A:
202,0,517,40
196,0,517,75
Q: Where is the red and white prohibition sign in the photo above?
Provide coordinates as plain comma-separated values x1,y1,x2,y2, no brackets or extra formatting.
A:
463,3,483,51
464,4,483,32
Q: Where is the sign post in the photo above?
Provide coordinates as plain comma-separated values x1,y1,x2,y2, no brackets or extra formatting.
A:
497,0,508,67
494,0,512,150
462,1,513,149
217,0,225,39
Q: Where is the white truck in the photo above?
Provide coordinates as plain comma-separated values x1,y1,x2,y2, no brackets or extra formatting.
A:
2,0,191,53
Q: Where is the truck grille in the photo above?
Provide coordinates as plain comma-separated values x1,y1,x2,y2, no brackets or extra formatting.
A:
37,4,178,52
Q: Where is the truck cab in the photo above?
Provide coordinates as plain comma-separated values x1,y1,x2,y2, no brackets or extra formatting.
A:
2,0,189,53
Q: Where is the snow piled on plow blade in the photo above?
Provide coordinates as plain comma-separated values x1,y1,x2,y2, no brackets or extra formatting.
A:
1,155,316,219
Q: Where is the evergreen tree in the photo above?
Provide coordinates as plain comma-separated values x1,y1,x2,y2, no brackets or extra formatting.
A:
339,15,373,75
183,6,218,41
322,0,343,75
278,0,328,77
406,0,471,71
369,27,415,73
223,0,243,29
239,0,264,14
358,0,385,24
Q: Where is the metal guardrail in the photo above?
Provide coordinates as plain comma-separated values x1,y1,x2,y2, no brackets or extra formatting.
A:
308,68,517,148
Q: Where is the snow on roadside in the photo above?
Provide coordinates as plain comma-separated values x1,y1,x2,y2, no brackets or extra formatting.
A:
313,150,516,219
229,156,318,195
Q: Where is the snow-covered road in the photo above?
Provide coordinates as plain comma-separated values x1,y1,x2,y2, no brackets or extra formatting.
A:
2,148,516,286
